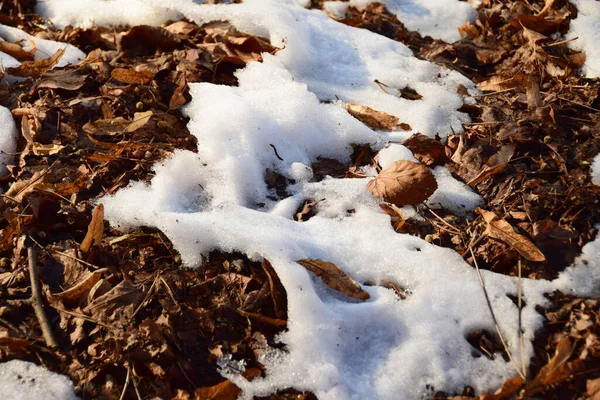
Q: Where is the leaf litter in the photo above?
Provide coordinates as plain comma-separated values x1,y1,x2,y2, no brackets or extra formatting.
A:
0,0,599,399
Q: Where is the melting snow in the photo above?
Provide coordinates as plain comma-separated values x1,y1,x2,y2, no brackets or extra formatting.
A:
0,106,17,176
0,360,78,400
567,0,600,78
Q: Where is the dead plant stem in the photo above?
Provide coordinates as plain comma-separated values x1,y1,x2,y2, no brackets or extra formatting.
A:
28,246,58,348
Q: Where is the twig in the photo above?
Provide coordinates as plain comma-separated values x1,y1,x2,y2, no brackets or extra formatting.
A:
269,144,284,161
469,245,525,380
518,258,527,381
28,246,58,349
118,364,131,400
556,96,600,112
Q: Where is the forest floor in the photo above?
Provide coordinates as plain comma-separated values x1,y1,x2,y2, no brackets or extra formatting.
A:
0,0,599,399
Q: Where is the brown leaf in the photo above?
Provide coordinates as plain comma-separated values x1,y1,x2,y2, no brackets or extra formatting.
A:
54,268,109,308
120,25,180,57
110,68,155,85
126,111,153,133
169,84,189,109
6,48,64,78
0,40,34,61
509,15,564,35
35,69,86,91
345,103,401,131
522,336,583,396
480,375,523,400
81,204,104,253
477,208,546,261
467,145,514,186
297,259,370,301
476,75,520,92
403,133,448,167
262,259,287,320
84,280,143,320
379,203,406,232
367,160,437,206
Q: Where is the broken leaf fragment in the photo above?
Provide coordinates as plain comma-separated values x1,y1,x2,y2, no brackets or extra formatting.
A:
345,103,404,131
5,48,64,78
297,259,370,301
110,68,155,85
367,160,437,206
80,204,104,253
477,208,546,262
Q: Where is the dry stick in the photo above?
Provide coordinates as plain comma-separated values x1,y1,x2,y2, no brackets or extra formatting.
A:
28,246,58,349
518,258,527,381
468,246,525,380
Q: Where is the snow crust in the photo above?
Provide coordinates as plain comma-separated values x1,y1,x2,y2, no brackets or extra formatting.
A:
567,0,600,78
0,24,85,68
0,360,78,400
36,0,183,29
0,106,17,176
348,0,477,42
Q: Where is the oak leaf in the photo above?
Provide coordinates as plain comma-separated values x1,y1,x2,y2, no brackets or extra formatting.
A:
477,208,546,261
297,259,370,301
367,160,437,206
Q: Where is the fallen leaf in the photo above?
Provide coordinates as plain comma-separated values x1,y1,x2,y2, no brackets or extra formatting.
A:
379,203,406,232
119,25,180,57
84,280,143,321
81,204,104,253
367,160,437,206
6,48,64,78
110,68,155,85
54,268,109,308
31,143,65,156
35,69,87,91
261,259,287,319
297,259,370,301
126,111,153,133
467,145,515,186
480,375,524,400
522,336,583,396
345,103,401,131
0,40,34,61
477,208,546,261
403,133,448,167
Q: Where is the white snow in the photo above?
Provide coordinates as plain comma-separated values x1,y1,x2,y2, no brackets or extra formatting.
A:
591,153,600,186
0,360,78,400
36,0,183,29
0,24,85,68
0,106,17,176
348,0,477,42
567,0,600,78
2,0,598,398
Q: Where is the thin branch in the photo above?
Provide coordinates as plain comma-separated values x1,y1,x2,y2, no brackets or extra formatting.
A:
118,364,131,400
28,246,58,349
469,245,525,380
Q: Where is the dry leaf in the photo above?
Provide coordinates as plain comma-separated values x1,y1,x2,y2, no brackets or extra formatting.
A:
480,375,523,400
477,208,546,261
297,258,370,301
346,103,401,131
403,133,448,167
84,280,143,320
111,68,155,85
261,259,287,319
467,145,515,186
6,48,64,78
522,336,583,396
379,203,406,232
36,69,87,91
54,268,109,307
32,143,65,156
367,160,437,206
126,111,153,132
0,40,34,61
81,204,104,253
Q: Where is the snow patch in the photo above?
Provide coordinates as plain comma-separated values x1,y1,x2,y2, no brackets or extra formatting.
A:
567,0,600,78
36,0,183,29
0,24,85,69
0,106,17,176
0,360,78,400
591,153,600,186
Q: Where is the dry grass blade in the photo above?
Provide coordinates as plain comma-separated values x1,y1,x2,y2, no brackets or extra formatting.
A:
477,208,546,262
469,246,525,380
297,258,370,301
